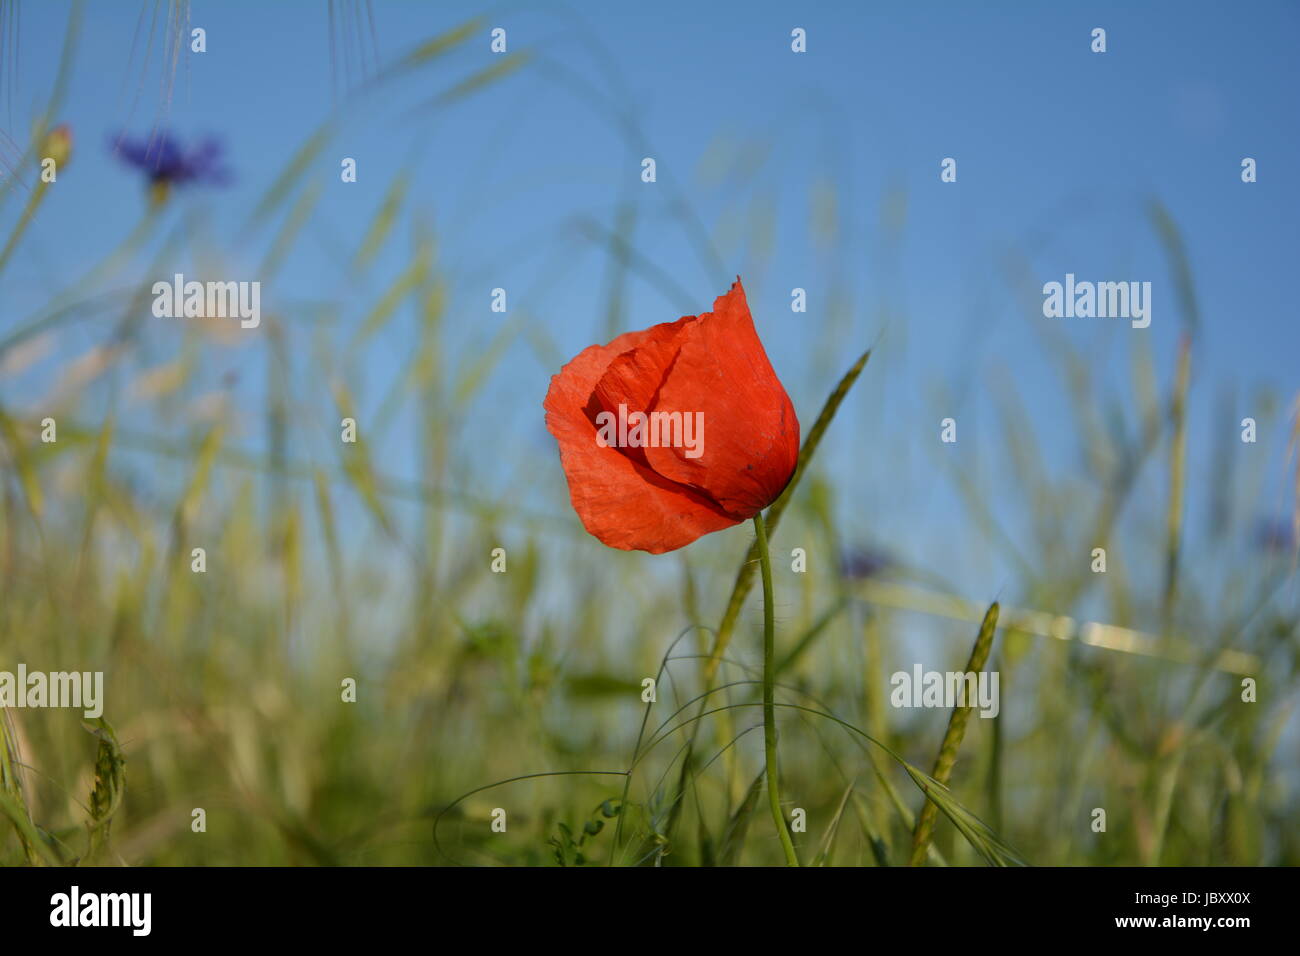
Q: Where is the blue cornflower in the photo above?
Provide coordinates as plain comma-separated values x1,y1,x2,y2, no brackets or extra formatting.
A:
838,545,894,581
111,130,231,200
1255,516,1297,554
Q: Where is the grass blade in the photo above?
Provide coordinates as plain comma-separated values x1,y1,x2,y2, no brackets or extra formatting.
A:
706,347,872,679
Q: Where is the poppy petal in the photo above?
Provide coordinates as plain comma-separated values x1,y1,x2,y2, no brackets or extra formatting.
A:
643,279,799,518
590,316,695,417
588,315,697,466
544,334,742,553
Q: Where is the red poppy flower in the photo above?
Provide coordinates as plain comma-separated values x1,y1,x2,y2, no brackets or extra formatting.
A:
544,278,799,553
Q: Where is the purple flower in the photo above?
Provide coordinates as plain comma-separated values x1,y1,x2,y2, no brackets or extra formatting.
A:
839,545,894,581
1255,516,1297,554
111,131,231,189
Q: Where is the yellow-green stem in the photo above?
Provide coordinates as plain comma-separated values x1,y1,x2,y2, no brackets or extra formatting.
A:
0,182,50,280
754,511,799,866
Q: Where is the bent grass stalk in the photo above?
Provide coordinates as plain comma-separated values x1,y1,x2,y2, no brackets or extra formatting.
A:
708,348,873,681
909,602,999,865
754,510,799,866
664,348,871,849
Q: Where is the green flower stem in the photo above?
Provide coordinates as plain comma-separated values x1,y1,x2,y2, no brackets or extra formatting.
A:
753,510,799,867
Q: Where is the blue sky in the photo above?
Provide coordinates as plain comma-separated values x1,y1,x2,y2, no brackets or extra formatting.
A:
2,0,1298,617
